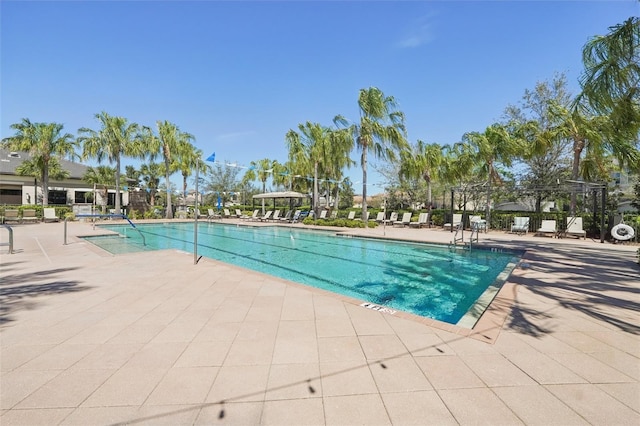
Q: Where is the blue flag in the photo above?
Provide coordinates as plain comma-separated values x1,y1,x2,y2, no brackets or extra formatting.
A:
206,152,216,162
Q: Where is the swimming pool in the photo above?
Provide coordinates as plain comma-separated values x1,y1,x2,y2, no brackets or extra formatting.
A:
83,222,519,327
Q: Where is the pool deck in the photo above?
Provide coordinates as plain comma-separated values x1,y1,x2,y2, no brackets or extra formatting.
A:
1,219,638,425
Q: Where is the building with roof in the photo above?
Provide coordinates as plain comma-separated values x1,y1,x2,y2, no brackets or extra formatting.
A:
0,148,128,208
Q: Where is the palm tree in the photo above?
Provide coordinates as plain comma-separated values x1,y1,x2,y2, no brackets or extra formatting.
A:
144,120,196,219
175,143,206,204
335,87,408,222
83,165,116,213
578,17,640,137
78,112,144,215
286,122,353,216
400,140,443,210
139,162,164,206
243,158,278,214
2,119,76,206
463,123,520,226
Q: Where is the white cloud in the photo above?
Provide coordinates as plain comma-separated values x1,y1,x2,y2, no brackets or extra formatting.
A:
395,15,436,49
215,130,257,142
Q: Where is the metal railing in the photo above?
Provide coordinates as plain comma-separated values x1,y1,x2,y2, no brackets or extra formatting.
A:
65,214,146,246
1,224,13,254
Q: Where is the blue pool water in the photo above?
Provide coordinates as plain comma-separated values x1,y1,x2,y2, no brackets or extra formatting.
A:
83,222,519,326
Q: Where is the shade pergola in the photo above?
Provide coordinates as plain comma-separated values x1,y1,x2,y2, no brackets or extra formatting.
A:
252,191,309,213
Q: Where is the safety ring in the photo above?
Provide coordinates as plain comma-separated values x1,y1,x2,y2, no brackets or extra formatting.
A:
611,224,635,241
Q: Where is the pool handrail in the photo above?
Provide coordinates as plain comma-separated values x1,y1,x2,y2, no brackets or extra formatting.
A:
1,224,14,254
69,214,146,246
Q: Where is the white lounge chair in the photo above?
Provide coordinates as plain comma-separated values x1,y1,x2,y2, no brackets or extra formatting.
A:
470,215,487,233
207,208,221,220
374,212,385,223
222,208,232,219
246,209,260,221
319,210,328,219
355,211,370,221
259,210,273,222
270,210,281,221
511,217,530,235
235,209,244,218
536,220,557,237
43,207,59,223
394,212,412,227
409,212,430,228
347,211,356,220
444,213,462,230
383,212,398,225
565,216,586,239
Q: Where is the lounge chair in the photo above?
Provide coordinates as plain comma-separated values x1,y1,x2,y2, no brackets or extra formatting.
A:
536,220,557,237
565,216,586,239
207,208,221,220
409,212,430,228
3,209,20,224
511,217,530,235
292,210,306,223
330,210,338,219
43,207,59,223
470,215,487,233
235,209,244,218
270,210,281,221
383,212,398,225
444,213,462,230
319,210,328,219
347,211,356,220
259,211,273,222
354,211,370,221
246,209,260,221
21,209,39,223
222,208,232,219
394,212,412,227
374,212,385,223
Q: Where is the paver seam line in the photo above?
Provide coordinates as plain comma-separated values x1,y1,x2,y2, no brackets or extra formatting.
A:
33,237,52,264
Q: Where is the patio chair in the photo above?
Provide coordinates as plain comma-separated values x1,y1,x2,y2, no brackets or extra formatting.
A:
222,208,232,219
235,209,244,218
43,207,59,223
207,208,221,220
246,209,260,221
470,215,487,233
374,212,385,223
259,210,273,222
511,217,530,235
319,210,328,219
565,216,586,239
394,212,412,227
444,213,462,230
286,210,301,222
21,209,39,223
347,211,356,220
270,210,281,221
381,212,397,225
536,220,557,238
3,209,20,224
355,211,370,222
409,212,430,228
330,210,338,219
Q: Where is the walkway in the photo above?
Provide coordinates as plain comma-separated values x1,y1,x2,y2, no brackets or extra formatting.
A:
0,220,638,425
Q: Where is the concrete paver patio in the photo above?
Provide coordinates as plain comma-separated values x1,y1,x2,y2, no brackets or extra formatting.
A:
0,219,638,425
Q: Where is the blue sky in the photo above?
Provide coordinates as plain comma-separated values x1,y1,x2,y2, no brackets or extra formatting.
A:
2,0,638,194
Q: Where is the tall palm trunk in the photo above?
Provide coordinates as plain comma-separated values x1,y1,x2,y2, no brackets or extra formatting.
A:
570,138,585,215
313,162,319,217
115,156,122,214
41,166,49,206
486,165,493,228
361,143,368,223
